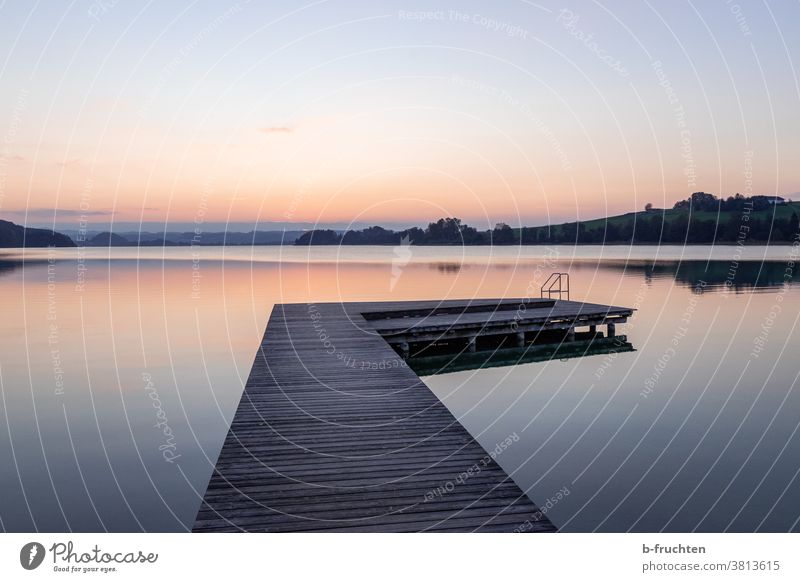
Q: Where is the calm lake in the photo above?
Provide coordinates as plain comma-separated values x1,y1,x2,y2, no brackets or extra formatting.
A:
1,245,799,532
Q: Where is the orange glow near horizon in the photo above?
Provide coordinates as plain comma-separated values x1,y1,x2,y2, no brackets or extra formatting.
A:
4,117,781,228
3,102,792,228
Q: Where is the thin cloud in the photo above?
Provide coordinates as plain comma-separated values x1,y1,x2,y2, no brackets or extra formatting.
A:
258,126,293,134
56,158,84,168
5,208,114,218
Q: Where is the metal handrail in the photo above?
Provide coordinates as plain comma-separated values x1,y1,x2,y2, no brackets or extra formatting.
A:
541,272,570,300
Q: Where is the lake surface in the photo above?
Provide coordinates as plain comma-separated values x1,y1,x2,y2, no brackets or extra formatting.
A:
1,245,799,532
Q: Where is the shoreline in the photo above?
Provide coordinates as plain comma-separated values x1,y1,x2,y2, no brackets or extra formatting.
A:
3,241,800,250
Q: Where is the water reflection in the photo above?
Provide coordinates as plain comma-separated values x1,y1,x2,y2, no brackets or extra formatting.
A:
606,260,799,292
408,335,634,376
0,247,798,532
431,262,462,274
0,259,26,277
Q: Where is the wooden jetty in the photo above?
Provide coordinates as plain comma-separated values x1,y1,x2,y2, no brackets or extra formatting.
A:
193,297,633,532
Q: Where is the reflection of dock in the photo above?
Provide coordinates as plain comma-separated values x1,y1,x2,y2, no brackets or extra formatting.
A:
194,298,633,533
408,335,634,376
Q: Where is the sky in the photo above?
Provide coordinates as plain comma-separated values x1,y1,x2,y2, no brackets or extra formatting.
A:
1,0,799,231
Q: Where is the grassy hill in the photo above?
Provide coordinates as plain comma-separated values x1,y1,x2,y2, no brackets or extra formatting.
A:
580,201,800,231
518,201,800,244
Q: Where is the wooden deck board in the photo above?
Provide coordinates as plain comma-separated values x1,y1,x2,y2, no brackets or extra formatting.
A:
193,298,630,533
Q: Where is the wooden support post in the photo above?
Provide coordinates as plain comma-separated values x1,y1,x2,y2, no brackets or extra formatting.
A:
515,331,525,347
589,324,597,334
566,327,576,342
398,341,410,359
607,322,616,338
467,336,477,352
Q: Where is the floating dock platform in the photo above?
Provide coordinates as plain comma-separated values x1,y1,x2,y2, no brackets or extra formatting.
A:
193,298,633,532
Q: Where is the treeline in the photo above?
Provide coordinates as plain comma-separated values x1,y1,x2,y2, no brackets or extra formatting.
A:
295,193,800,246
295,218,516,246
296,212,800,246
673,191,789,212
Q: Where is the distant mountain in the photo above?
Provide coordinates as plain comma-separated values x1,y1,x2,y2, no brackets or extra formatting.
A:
86,232,130,246
52,229,304,246
108,230,304,245
0,219,75,247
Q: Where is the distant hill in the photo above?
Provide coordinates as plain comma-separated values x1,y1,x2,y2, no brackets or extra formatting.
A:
0,219,75,247
86,232,129,246
51,229,305,246
103,230,304,246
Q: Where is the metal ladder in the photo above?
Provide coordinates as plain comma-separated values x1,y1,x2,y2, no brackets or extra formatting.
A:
541,272,570,300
